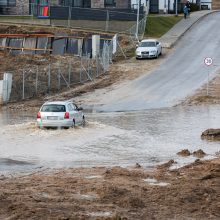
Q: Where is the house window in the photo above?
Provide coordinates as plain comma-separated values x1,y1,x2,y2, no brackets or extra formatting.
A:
105,0,116,7
83,0,91,7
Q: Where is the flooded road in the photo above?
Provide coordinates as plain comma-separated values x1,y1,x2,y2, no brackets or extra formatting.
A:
0,105,219,173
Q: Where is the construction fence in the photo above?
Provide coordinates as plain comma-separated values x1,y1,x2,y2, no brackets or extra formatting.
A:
8,39,113,102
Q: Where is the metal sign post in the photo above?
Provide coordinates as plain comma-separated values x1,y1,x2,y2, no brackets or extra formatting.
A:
204,57,213,96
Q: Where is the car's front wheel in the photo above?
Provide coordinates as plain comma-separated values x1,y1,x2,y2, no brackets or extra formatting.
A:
82,116,86,127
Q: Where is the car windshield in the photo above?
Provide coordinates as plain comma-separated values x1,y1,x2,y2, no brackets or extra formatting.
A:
139,41,156,47
41,104,66,112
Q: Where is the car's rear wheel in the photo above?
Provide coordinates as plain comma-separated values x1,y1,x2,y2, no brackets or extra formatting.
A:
72,119,76,128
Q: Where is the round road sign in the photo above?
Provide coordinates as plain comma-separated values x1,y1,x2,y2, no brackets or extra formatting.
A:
204,57,213,66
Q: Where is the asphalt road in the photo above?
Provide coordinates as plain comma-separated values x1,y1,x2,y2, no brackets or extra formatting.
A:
95,12,220,112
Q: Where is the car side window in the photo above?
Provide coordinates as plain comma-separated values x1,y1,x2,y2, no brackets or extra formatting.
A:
72,104,77,111
67,104,73,111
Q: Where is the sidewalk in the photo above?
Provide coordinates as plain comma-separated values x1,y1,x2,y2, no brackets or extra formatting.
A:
160,10,219,48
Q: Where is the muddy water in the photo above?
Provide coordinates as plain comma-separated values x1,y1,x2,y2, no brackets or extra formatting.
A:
0,105,219,173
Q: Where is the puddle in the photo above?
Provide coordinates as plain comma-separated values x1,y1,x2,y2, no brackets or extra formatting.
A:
143,178,170,187
90,212,112,217
0,105,220,173
73,193,98,200
84,175,103,179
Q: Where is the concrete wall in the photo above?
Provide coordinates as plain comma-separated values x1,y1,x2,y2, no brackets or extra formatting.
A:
0,81,3,105
0,73,13,105
91,0,104,8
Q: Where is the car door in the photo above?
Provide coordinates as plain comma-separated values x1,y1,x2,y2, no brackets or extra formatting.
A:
71,103,80,124
156,41,161,54
67,103,74,121
156,41,160,54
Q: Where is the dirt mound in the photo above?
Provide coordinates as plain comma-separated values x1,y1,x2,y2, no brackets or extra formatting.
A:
177,149,191,157
201,128,220,141
193,149,206,158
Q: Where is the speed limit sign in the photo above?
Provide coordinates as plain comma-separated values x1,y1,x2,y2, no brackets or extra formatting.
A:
204,57,213,66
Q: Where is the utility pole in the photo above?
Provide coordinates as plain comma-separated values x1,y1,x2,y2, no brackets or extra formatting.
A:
175,0,178,16
136,0,140,41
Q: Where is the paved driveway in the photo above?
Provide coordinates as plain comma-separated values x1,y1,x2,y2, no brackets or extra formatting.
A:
94,12,220,112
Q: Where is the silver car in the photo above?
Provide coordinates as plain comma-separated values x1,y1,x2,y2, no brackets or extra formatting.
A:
37,101,85,128
135,39,162,59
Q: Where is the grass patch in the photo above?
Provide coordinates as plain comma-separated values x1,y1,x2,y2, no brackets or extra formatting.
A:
145,15,183,38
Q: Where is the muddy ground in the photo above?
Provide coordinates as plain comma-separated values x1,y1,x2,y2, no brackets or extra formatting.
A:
0,156,219,220
0,24,220,220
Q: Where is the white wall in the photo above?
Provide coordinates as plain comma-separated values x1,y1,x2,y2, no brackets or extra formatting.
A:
0,81,3,105
131,0,147,9
0,73,13,105
159,0,175,12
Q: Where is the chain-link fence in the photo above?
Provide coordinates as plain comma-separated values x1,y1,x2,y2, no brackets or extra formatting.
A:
27,3,145,33
10,52,111,101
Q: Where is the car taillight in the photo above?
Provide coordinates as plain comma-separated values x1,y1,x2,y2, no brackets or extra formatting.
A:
64,112,70,119
37,112,41,119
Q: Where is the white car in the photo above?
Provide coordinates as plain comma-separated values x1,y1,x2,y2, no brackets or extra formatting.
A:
136,39,162,59
37,100,85,128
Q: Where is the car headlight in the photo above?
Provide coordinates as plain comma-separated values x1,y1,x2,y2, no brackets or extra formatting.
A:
150,50,157,54
136,50,141,55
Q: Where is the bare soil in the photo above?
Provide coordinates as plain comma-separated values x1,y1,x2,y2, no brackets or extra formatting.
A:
201,128,220,141
0,50,167,111
0,157,219,220
181,75,220,106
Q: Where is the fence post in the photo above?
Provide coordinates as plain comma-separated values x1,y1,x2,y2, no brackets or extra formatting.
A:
80,57,82,83
58,65,61,90
105,10,109,32
68,61,71,84
48,64,51,94
35,66,38,94
22,70,25,100
68,6,71,28
96,55,100,77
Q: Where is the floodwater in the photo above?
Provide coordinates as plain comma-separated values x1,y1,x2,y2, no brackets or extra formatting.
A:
0,105,219,174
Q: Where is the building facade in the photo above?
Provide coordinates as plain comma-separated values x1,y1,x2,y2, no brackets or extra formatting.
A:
0,0,16,14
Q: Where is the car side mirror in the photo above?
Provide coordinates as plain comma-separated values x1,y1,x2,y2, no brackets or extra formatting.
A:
77,107,83,111
136,43,139,48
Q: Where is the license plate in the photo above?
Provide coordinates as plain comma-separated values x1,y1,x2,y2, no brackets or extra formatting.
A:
47,116,58,120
